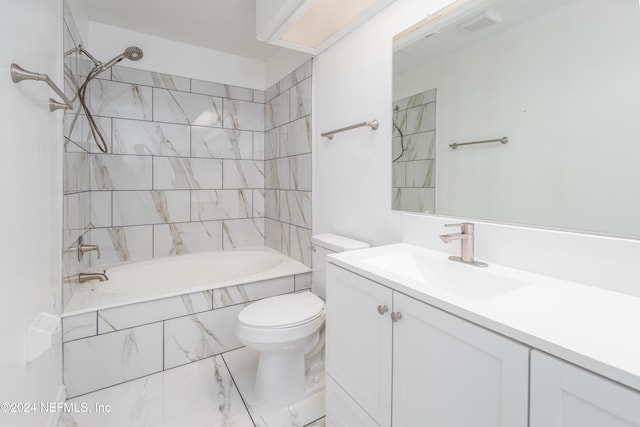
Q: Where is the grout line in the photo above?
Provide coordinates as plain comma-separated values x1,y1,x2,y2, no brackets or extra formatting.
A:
220,351,258,427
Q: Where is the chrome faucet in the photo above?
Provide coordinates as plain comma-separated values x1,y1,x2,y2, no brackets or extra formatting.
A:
78,271,109,283
440,223,488,267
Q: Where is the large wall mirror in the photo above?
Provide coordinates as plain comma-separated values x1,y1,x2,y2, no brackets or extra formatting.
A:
392,0,640,239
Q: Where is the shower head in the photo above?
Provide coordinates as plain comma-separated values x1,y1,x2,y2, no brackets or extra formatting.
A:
99,46,144,72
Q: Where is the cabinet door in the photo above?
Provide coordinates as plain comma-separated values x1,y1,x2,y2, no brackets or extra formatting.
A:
326,265,393,426
530,350,640,427
326,375,379,427
392,293,530,427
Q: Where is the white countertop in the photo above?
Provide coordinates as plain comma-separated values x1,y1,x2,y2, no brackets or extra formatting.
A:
328,243,640,391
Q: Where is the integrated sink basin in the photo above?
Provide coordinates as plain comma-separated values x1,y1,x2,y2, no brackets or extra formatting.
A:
364,250,529,301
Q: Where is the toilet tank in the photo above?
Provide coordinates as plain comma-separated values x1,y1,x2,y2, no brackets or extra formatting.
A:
311,234,369,300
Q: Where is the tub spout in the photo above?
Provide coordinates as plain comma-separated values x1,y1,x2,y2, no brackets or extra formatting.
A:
78,271,109,283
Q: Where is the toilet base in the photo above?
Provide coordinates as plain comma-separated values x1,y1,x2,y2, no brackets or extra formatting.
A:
255,351,306,407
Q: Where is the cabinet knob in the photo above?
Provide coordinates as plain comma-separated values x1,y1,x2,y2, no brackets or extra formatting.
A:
391,312,403,322
377,305,389,315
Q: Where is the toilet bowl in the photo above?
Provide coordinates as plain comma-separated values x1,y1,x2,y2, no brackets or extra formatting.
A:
236,291,325,407
235,234,369,407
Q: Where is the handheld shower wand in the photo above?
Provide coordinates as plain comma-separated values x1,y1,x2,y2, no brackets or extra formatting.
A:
74,46,144,152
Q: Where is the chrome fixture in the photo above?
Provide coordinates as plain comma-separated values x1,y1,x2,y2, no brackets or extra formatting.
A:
70,45,144,153
75,236,100,262
377,305,389,315
440,223,488,267
322,119,379,140
390,312,402,322
78,271,108,283
10,63,73,111
449,136,509,149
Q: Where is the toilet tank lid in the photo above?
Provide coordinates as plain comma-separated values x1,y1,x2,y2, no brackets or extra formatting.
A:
311,234,369,252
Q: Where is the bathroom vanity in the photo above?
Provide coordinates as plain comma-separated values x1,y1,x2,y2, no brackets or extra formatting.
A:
324,243,640,427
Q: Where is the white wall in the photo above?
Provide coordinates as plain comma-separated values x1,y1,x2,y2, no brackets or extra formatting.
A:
313,0,455,246
87,22,269,90
397,0,640,238
0,0,64,425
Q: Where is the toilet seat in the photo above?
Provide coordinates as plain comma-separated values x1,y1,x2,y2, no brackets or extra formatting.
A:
238,291,325,329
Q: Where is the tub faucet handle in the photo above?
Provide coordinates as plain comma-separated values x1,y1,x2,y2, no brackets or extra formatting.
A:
76,236,100,261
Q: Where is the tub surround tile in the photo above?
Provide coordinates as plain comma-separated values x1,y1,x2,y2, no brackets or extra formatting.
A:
406,131,436,161
290,77,312,121
280,190,312,229
191,127,253,160
406,159,435,188
112,191,190,226
283,224,312,267
191,80,254,102
290,153,312,191
223,218,266,249
153,88,222,127
89,79,152,121
223,98,265,132
90,191,112,228
191,189,252,221
265,158,289,190
65,113,112,154
264,189,280,221
223,347,325,427
64,152,90,193
284,116,312,156
62,311,97,342
406,102,436,134
266,91,289,130
97,291,213,333
90,226,154,264
211,276,294,309
64,192,91,243
295,272,313,291
253,189,265,218
393,162,407,187
163,304,246,369
265,127,284,160
112,66,190,92
253,89,266,103
153,221,223,256
112,119,190,157
222,160,265,189
392,187,435,213
253,131,265,160
153,157,223,190
265,218,283,252
64,322,163,398
90,154,152,191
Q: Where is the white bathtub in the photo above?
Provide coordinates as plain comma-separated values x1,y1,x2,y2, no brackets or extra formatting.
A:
64,247,311,315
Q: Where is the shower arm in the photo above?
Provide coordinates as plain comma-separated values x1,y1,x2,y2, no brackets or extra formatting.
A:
10,64,74,111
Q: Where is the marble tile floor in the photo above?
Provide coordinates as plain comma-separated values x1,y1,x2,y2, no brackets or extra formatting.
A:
57,347,325,427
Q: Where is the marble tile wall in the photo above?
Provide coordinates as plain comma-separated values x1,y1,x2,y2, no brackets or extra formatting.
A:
62,274,311,397
392,89,437,213
264,60,313,267
62,3,91,306
81,66,267,269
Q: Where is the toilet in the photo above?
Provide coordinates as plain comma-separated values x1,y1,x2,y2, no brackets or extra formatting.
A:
235,234,369,407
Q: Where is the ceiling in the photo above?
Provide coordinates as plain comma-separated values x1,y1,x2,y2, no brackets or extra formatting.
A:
84,0,282,61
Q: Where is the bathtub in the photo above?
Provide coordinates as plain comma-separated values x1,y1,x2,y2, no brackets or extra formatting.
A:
64,247,311,315
61,247,312,397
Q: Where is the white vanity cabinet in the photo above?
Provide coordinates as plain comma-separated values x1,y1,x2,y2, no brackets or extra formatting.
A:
530,350,640,427
326,264,530,427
